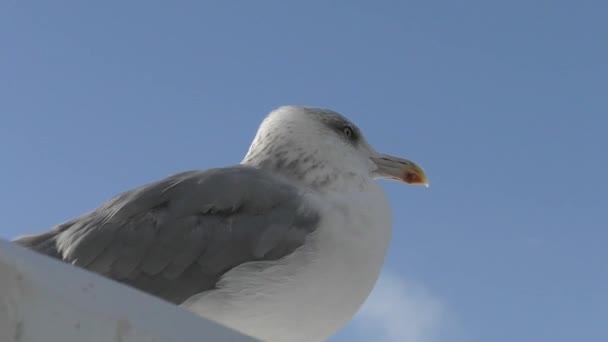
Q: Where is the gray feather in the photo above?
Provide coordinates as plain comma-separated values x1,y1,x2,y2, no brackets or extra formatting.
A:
14,166,319,304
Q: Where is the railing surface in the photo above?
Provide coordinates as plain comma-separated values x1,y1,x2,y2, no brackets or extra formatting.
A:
0,239,256,342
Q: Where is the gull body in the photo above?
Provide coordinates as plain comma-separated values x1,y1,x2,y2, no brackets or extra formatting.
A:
15,106,428,341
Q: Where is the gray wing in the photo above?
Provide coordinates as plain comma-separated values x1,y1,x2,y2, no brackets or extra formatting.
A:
15,166,319,304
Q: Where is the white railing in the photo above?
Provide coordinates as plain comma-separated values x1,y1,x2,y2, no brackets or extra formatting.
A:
0,239,256,342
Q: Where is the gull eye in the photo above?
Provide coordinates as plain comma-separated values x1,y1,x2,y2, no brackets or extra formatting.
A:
342,126,354,138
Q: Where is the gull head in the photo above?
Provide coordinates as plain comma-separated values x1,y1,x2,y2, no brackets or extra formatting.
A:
242,106,428,189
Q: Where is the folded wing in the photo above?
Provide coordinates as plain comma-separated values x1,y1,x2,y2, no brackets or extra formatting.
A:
15,166,319,304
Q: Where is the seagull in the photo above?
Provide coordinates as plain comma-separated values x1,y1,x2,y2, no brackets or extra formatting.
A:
15,106,429,342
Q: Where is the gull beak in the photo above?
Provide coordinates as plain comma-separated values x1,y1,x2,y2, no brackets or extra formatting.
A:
371,153,429,187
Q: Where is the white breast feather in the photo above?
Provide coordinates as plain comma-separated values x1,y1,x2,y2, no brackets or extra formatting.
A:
182,180,392,342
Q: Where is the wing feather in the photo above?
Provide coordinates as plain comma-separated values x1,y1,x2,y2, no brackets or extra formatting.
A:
14,166,319,304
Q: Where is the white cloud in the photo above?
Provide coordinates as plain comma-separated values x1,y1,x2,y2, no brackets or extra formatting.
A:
353,271,446,342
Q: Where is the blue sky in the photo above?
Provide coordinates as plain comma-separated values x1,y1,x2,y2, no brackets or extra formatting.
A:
1,1,606,341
